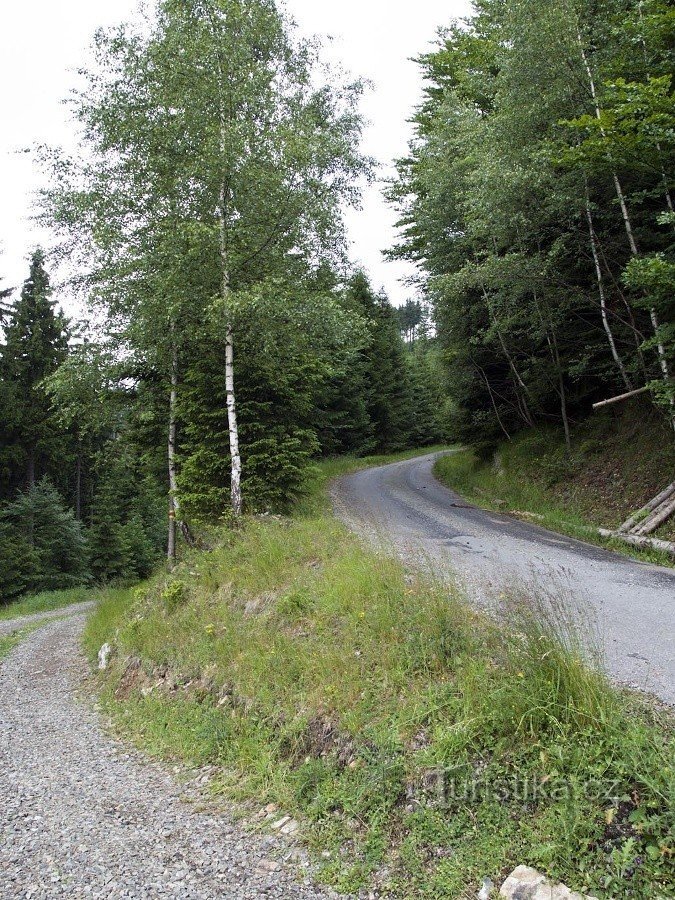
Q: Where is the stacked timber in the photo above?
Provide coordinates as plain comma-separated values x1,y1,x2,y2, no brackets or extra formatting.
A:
599,481,675,557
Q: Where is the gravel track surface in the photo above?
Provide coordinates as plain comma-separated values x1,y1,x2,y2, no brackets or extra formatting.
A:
0,602,94,638
333,451,675,704
0,613,340,899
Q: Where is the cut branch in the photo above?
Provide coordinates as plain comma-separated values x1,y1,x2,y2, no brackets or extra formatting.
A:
599,528,675,558
635,494,675,536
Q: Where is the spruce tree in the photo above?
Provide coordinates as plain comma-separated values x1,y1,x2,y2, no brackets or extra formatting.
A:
0,478,89,596
0,250,68,493
0,275,11,324
346,273,413,453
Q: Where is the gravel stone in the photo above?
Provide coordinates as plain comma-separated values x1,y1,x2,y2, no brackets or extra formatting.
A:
0,613,346,899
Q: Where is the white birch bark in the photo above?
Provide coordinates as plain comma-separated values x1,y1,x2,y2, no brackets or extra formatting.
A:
225,316,242,517
584,188,632,390
207,2,243,519
577,28,673,422
167,339,179,561
219,201,243,518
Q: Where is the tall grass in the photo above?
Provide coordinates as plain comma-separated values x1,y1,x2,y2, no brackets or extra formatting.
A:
84,497,674,898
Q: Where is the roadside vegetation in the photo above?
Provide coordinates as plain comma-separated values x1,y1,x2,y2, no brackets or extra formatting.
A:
85,458,674,900
0,630,29,663
435,408,675,565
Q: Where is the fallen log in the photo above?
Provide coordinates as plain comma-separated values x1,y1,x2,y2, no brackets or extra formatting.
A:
635,493,675,537
599,528,675,558
618,481,675,534
592,385,651,410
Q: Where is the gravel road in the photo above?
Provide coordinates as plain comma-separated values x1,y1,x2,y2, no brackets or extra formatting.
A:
0,602,95,638
0,612,341,900
333,451,675,705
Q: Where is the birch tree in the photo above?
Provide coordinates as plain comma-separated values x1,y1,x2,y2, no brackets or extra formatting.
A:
388,0,674,450
43,0,367,547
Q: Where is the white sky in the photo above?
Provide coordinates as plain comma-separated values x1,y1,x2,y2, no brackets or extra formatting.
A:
0,0,471,312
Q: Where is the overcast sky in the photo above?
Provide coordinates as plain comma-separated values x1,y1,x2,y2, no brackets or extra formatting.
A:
0,0,471,312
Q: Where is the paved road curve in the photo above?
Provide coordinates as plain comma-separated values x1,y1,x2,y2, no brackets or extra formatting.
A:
333,452,675,705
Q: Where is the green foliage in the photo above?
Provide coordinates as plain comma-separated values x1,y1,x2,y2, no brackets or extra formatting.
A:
0,249,70,498
388,0,675,451
343,272,414,453
178,282,368,517
0,479,89,600
40,0,370,533
161,579,188,614
0,522,39,603
88,445,165,583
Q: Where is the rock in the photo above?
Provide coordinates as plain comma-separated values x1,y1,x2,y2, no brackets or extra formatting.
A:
280,818,299,836
97,643,112,671
500,866,598,900
270,815,292,830
478,876,494,899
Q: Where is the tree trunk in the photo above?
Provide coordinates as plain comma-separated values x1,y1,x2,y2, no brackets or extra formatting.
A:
584,188,632,391
225,320,242,517
635,493,675,536
578,29,674,423
598,528,675,558
75,449,82,520
167,341,179,562
167,333,196,560
551,330,571,452
219,197,242,518
532,287,571,449
478,364,512,442
618,481,675,533
482,288,535,427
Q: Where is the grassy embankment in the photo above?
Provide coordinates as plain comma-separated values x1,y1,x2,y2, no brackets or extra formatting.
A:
84,448,674,899
435,407,675,565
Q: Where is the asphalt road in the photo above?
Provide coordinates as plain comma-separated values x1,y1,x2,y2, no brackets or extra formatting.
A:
332,451,675,705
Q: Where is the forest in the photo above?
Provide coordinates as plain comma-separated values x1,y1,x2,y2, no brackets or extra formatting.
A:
389,0,675,453
0,0,673,602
